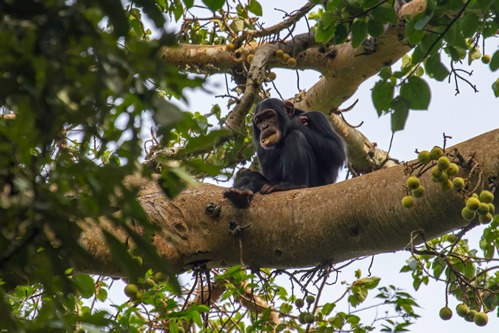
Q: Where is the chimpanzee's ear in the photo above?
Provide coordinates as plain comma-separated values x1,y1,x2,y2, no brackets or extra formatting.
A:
283,101,295,118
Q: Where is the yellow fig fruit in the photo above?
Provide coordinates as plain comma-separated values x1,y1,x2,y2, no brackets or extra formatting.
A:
465,309,477,322
446,163,459,176
406,176,420,190
305,295,315,304
456,303,469,317
402,196,415,208
474,312,488,326
479,213,493,224
439,306,453,320
466,197,480,210
453,177,465,190
446,234,457,243
124,283,139,298
437,156,451,171
488,203,495,214
479,190,494,203
439,179,453,191
430,146,444,160
477,202,490,216
461,207,476,221
287,57,297,67
417,150,431,164
295,298,305,308
411,185,425,198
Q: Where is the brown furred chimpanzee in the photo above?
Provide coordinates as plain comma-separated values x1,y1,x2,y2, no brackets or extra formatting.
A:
223,98,346,208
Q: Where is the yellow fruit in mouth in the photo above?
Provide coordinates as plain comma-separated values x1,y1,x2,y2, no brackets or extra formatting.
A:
261,133,277,145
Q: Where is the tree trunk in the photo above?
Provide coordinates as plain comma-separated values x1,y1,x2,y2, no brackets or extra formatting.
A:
79,129,499,275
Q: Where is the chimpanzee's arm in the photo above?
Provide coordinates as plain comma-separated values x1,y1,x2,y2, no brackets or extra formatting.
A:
259,129,316,194
296,111,346,184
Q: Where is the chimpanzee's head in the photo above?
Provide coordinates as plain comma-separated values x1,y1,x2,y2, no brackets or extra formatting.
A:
252,98,295,149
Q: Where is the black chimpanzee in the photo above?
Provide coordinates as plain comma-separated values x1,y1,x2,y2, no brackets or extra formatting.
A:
223,98,346,208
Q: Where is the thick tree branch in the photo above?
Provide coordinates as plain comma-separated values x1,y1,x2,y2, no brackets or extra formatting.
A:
78,129,499,276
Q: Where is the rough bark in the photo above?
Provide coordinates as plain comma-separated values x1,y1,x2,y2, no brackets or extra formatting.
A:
79,129,499,276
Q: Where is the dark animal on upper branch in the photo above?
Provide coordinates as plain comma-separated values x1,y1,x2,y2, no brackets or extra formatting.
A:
223,98,346,208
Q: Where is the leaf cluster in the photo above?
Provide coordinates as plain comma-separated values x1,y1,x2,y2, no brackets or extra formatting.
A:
0,0,203,330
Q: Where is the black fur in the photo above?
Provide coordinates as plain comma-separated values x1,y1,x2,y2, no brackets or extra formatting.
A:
223,98,346,208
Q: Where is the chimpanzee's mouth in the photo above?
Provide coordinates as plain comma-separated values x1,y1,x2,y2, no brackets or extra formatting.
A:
261,133,277,146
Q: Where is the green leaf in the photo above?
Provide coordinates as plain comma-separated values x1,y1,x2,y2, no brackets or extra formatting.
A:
477,0,495,12
490,50,499,71
120,223,181,293
367,18,385,38
468,47,482,65
390,97,410,132
102,231,142,283
460,12,480,38
445,45,467,61
411,44,425,64
97,288,108,302
73,274,95,299
182,0,194,8
135,0,166,28
322,302,336,315
492,78,499,97
316,12,337,44
153,97,186,128
400,76,431,110
413,14,433,30
405,26,424,46
334,23,349,44
372,80,395,116
316,23,336,44
183,129,229,155
425,54,449,81
444,24,467,50
358,276,381,289
98,1,129,36
320,10,336,30
248,0,263,16
173,1,184,21
420,33,441,55
379,67,392,80
183,158,222,177
373,3,398,25
351,18,368,48
202,0,225,11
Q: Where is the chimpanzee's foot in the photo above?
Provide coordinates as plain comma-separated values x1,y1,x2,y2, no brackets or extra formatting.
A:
223,188,254,208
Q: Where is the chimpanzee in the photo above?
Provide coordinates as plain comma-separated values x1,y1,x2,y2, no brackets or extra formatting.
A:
223,98,346,208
